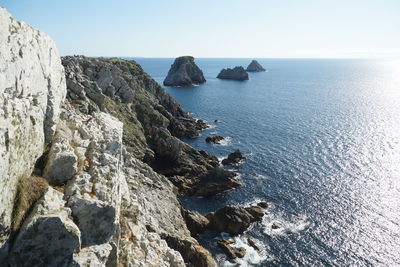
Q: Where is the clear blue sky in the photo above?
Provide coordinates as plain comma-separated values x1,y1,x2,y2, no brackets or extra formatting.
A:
2,0,400,58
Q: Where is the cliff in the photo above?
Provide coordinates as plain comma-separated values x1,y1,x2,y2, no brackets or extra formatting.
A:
0,7,66,261
163,56,206,87
217,66,249,81
0,7,242,266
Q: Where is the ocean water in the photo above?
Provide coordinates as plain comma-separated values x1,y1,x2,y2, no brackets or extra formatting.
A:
133,58,400,266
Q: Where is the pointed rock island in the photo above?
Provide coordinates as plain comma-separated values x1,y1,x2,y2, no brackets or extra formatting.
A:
246,60,266,72
163,56,206,87
217,66,249,81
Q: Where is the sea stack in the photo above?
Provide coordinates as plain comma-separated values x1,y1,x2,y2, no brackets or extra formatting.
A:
217,66,249,81
246,60,266,72
163,56,206,87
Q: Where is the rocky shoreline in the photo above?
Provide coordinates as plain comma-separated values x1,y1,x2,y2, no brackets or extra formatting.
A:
0,7,267,266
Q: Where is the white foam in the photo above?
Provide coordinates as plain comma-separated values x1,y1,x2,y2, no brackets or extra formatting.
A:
254,173,267,179
219,136,232,146
263,212,310,236
218,233,272,266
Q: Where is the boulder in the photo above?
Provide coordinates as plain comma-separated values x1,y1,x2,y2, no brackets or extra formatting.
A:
257,201,269,208
207,205,264,235
182,209,210,236
205,136,224,144
217,66,249,81
0,7,66,258
221,149,246,166
247,237,261,251
191,168,241,197
163,56,206,87
272,222,283,230
43,136,78,185
9,188,81,267
246,60,266,72
217,239,246,259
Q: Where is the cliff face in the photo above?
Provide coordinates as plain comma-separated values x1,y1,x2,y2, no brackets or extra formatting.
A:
1,8,221,266
163,56,206,87
0,7,66,259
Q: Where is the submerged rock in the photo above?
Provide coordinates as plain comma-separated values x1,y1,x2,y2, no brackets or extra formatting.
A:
246,60,266,72
217,66,249,81
217,239,246,259
221,149,246,165
205,135,224,144
163,56,206,87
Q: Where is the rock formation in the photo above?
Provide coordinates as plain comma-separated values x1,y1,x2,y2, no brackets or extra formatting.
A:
221,149,246,165
0,7,66,260
205,135,224,144
0,8,228,266
163,56,206,87
217,239,246,259
217,66,249,81
246,60,266,72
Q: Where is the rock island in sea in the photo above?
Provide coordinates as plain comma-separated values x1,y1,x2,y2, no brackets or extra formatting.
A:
217,66,249,81
246,59,266,72
163,56,206,87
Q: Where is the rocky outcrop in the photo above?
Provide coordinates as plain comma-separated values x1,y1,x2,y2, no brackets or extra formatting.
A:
206,205,264,235
221,149,246,165
205,136,224,144
0,7,66,259
217,66,249,81
217,239,246,259
246,60,266,72
163,56,206,87
9,188,81,267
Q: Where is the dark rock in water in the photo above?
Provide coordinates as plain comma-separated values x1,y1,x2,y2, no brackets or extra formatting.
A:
217,66,249,81
246,60,266,72
218,239,246,259
257,201,269,208
205,136,224,144
247,238,261,251
207,205,264,235
221,149,246,165
163,56,206,87
214,119,220,123
272,222,283,229
191,168,241,197
182,209,210,236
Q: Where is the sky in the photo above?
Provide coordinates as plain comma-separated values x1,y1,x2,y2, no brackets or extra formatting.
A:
2,0,400,58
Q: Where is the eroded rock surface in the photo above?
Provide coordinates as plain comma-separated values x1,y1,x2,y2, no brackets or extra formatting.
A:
163,56,206,87
217,66,249,81
0,7,66,258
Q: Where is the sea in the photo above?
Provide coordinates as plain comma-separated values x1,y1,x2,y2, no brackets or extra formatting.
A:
132,58,400,267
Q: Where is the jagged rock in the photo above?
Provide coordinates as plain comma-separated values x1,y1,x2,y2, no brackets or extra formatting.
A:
221,149,246,166
9,188,81,267
207,205,264,235
205,136,224,144
272,222,283,229
217,239,246,259
163,56,206,87
191,168,241,197
217,67,249,81
257,201,269,208
0,7,66,259
247,237,261,251
183,209,210,236
246,60,266,72
62,110,123,257
72,244,113,267
43,136,78,185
